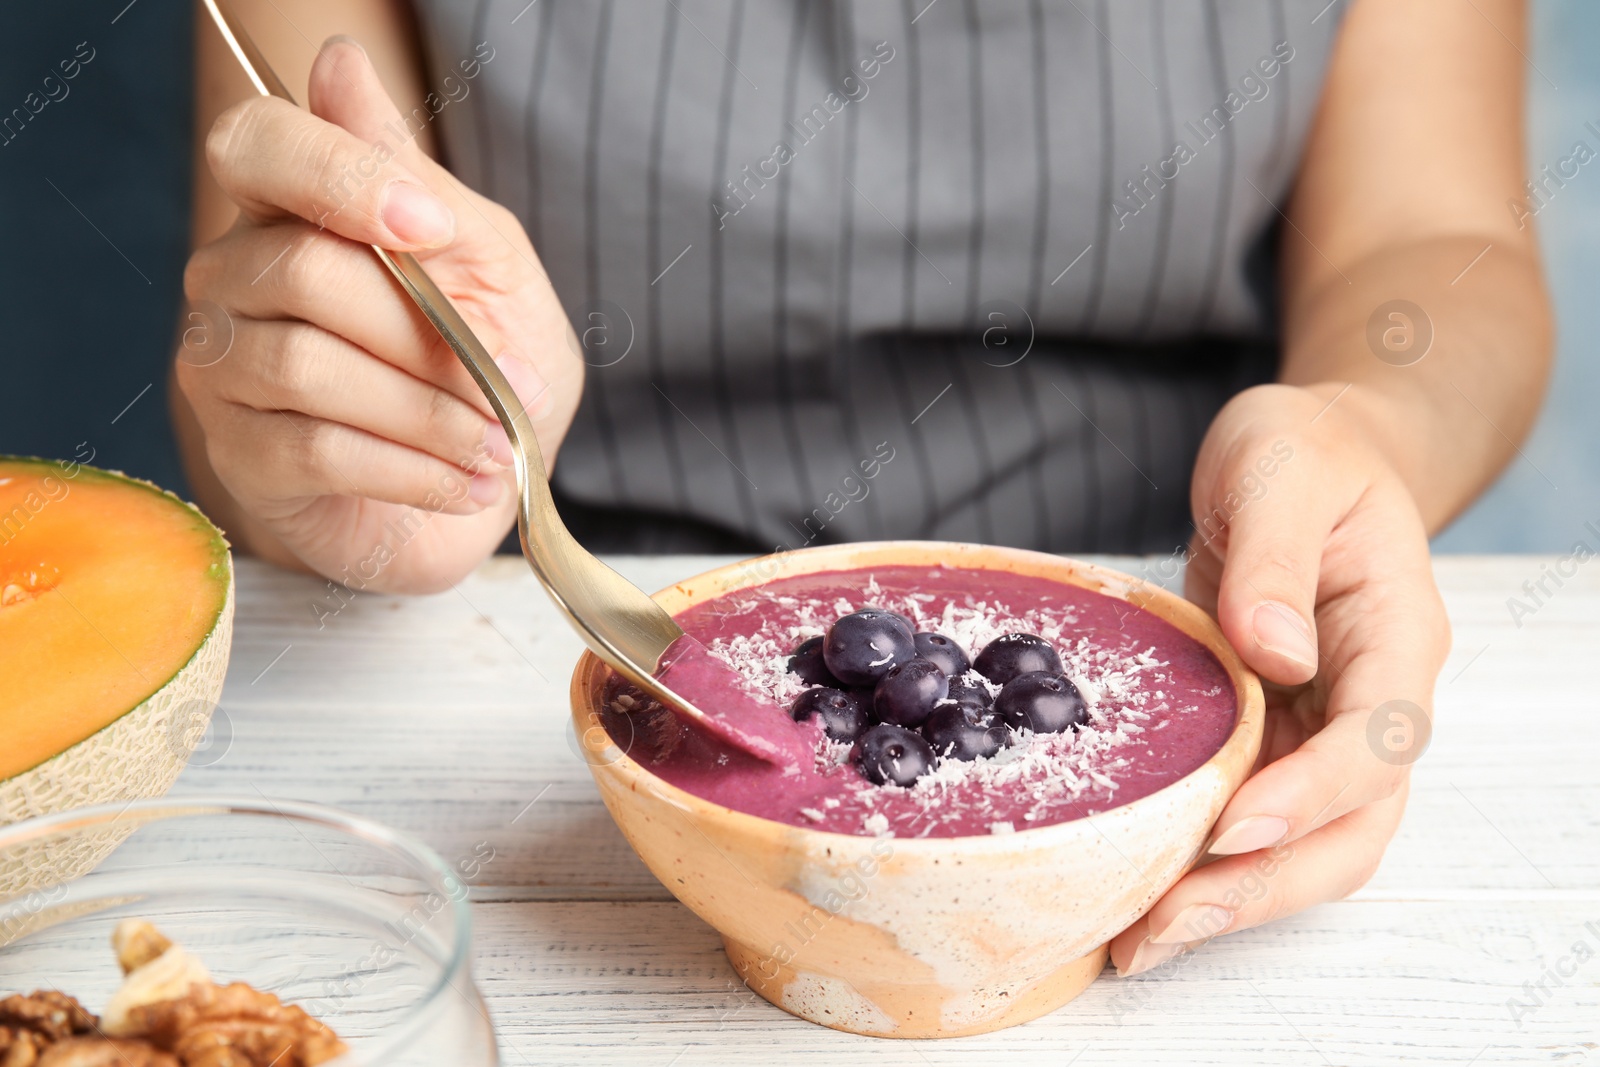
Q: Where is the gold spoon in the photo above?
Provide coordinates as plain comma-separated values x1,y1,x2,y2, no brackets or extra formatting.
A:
201,0,786,762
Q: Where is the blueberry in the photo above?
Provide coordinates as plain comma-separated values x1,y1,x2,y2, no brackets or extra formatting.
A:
790,687,868,742
851,724,937,787
872,657,950,728
922,700,1007,761
945,679,994,708
823,610,917,687
863,607,916,636
994,671,1088,734
787,635,840,687
974,633,1063,685
913,632,970,677
846,686,880,710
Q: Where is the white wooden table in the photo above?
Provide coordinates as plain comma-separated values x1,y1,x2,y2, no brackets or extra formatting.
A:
172,556,1600,1065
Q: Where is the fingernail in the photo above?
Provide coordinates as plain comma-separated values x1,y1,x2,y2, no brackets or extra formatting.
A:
1208,815,1290,856
494,353,553,419
1252,601,1318,671
1118,937,1188,978
382,181,456,248
326,34,367,55
1150,904,1232,945
468,472,503,506
481,421,514,467
323,34,370,66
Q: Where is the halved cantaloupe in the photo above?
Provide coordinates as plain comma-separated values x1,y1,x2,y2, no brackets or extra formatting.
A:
0,457,233,828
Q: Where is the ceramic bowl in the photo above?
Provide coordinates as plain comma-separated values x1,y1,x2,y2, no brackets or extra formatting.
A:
569,541,1263,1039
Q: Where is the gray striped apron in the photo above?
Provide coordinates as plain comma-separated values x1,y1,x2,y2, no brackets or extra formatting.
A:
410,0,1347,552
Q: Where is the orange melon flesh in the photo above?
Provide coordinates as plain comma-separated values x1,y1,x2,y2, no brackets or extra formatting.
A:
0,458,230,781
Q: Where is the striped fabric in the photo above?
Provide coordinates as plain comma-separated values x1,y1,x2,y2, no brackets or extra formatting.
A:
410,0,1346,553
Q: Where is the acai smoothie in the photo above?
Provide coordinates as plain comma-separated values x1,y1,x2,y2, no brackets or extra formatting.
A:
602,565,1236,839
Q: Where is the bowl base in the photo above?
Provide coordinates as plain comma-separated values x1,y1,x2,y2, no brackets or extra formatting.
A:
721,935,1109,1039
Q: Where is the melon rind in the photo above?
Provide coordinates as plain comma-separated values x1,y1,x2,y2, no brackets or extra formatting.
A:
0,461,235,896
0,575,233,825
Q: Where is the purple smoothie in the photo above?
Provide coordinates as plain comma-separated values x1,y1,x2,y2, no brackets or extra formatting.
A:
653,634,815,771
609,565,1237,838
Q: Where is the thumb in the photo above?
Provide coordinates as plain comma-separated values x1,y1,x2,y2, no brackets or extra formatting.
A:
308,37,452,193
1205,451,1334,686
295,37,462,250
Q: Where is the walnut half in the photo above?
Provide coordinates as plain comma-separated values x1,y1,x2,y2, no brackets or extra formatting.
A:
112,922,174,976
0,990,106,1067
127,982,347,1067
0,991,98,1045
35,1037,179,1067
2,923,347,1067
100,920,220,1042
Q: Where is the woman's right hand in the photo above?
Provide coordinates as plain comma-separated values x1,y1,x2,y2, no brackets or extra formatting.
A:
178,37,582,593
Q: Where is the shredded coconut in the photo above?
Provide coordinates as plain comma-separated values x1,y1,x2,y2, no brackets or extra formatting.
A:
688,576,1216,838
700,585,1203,831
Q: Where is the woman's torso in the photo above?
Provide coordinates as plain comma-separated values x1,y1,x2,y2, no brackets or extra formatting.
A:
411,0,1346,552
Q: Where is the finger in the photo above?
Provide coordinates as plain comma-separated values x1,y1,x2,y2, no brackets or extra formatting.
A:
1207,479,1448,854
1181,531,1223,618
308,37,452,188
187,222,539,420
1201,438,1345,686
1111,787,1405,976
206,95,455,249
205,402,504,515
307,38,559,296
303,39,565,426
213,319,514,471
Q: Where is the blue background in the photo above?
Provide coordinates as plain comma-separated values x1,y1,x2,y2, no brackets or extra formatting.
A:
1432,0,1600,551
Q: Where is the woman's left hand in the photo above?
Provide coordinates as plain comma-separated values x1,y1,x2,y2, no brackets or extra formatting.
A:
1110,382,1451,976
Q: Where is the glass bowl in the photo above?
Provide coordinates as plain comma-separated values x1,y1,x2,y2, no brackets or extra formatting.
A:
0,796,497,1065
